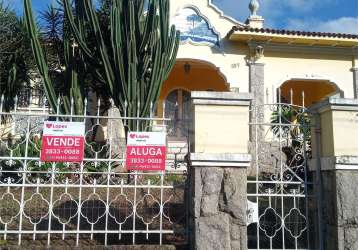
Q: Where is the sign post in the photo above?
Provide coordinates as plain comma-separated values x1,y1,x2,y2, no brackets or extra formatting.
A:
125,132,166,171
40,121,85,162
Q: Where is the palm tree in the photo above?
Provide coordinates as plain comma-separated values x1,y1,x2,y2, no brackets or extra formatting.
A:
40,4,64,70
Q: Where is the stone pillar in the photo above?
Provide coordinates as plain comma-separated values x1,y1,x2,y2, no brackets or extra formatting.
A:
249,62,265,110
249,62,266,139
248,62,265,176
189,92,251,250
352,67,358,98
310,97,358,250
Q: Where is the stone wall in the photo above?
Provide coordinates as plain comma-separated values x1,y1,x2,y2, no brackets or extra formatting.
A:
189,92,251,250
310,98,358,250
189,154,250,250
320,170,358,250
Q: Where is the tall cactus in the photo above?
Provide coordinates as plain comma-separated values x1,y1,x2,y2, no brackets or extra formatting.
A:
23,0,85,116
64,0,180,131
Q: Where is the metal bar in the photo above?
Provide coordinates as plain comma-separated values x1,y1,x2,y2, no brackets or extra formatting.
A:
313,114,325,250
278,91,286,250
0,111,170,121
248,249,318,250
303,124,311,249
249,122,302,126
46,163,56,246
247,194,314,198
0,183,175,188
0,156,178,163
247,180,314,185
132,173,137,244
159,171,164,245
0,230,174,234
0,167,184,173
17,103,32,245
254,103,260,249
75,161,84,246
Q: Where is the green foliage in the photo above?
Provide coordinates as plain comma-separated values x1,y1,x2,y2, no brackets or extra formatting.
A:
0,133,113,181
270,105,311,141
24,0,179,132
40,4,64,70
0,2,32,115
63,0,180,131
24,0,86,116
0,134,69,182
270,105,312,162
83,141,112,173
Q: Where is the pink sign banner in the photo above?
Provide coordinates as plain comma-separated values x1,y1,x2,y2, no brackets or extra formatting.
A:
40,121,85,162
125,132,166,171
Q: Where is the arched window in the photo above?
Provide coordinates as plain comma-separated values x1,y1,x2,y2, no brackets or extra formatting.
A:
279,80,342,107
164,89,191,138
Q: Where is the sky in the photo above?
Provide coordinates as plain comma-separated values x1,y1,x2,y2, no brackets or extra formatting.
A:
4,0,358,34
213,0,358,34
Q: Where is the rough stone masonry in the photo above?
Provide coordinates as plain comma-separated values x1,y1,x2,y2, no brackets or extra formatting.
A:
189,166,247,250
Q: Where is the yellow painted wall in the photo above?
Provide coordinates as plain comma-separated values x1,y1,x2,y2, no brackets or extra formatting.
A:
332,110,358,156
174,44,354,102
319,109,358,157
320,110,334,157
263,52,353,101
193,104,250,154
175,43,250,92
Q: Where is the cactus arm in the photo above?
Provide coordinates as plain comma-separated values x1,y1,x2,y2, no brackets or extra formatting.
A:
23,0,59,113
111,0,128,106
129,1,138,114
82,0,116,101
164,28,180,79
23,0,180,129
63,0,94,61
141,3,179,116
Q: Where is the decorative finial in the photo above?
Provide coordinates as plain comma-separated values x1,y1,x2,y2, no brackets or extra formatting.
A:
246,0,264,28
249,0,260,17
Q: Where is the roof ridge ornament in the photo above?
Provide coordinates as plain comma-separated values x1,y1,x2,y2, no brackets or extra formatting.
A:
246,0,264,29
249,0,260,17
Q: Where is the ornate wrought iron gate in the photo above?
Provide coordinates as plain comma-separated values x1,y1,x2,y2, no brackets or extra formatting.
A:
247,100,322,250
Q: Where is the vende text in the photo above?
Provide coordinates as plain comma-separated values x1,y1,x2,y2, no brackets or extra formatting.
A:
41,136,84,162
46,137,81,147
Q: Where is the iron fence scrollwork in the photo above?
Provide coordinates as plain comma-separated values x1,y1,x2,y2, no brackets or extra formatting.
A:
0,96,189,248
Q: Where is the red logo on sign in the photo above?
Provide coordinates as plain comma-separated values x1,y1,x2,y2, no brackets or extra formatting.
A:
46,123,52,128
130,134,136,139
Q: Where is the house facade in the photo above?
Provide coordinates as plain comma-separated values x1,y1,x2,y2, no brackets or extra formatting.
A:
1,1,358,249
160,0,358,119
161,1,358,250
